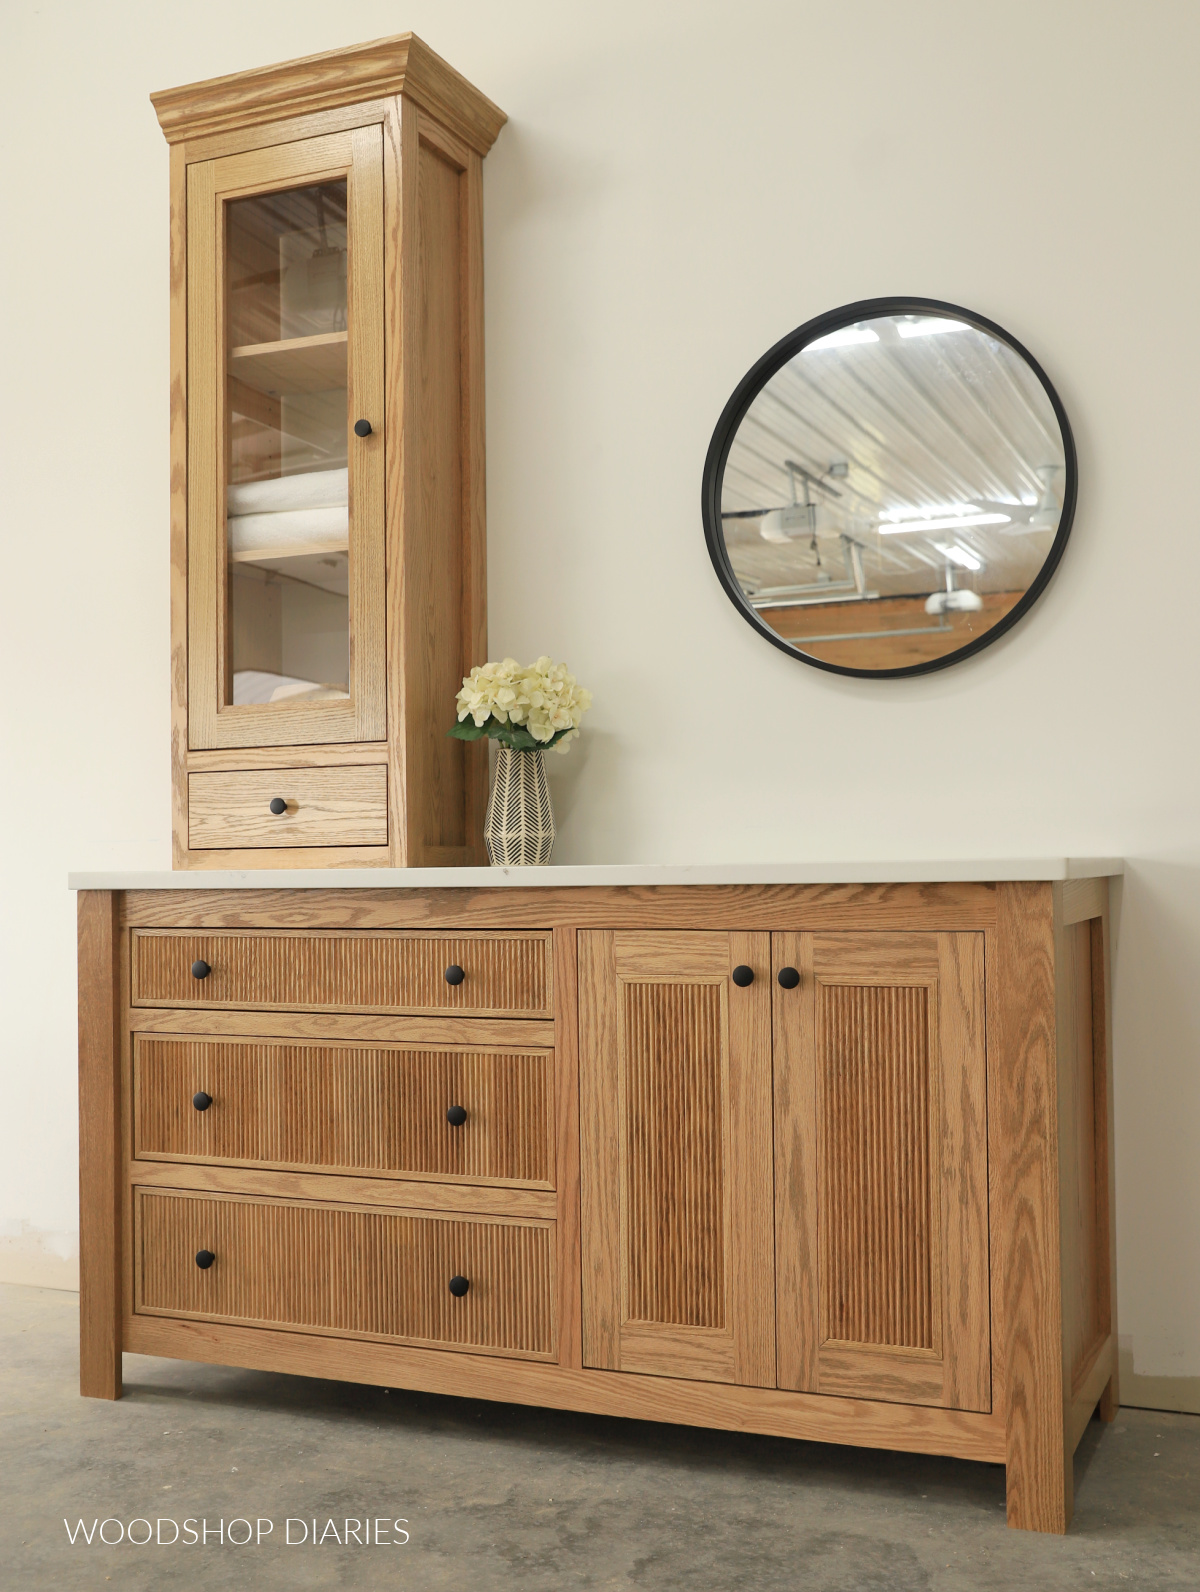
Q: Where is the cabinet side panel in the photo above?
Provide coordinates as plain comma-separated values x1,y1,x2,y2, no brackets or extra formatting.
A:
400,127,474,861
460,149,489,860
1059,918,1111,1392
78,893,122,1398
170,144,189,865
1093,903,1119,1420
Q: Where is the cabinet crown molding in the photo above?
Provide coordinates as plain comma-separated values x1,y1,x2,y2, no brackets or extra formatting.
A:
150,32,508,154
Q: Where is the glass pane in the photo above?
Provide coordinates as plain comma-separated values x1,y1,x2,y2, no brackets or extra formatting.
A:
225,180,351,706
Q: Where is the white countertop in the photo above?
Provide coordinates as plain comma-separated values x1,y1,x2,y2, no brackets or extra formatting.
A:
68,859,1124,891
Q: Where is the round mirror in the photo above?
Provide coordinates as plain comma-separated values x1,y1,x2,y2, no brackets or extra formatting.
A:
702,298,1076,677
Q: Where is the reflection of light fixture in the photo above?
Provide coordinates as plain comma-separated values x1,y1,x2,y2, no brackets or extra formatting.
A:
880,511,1011,534
896,318,969,339
933,541,983,571
1028,465,1062,532
926,588,983,614
926,557,983,615
759,504,814,543
806,325,880,351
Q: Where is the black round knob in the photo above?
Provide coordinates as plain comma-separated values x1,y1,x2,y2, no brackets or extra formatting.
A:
777,966,801,990
444,964,465,986
353,418,373,437
731,965,755,987
191,959,211,980
448,1275,469,1298
195,1250,215,1270
192,1091,213,1112
446,1105,467,1127
269,797,287,815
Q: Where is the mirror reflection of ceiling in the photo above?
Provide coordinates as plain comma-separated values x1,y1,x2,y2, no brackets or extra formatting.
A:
718,313,1068,672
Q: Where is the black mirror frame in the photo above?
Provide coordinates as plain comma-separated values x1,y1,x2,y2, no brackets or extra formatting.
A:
701,296,1078,680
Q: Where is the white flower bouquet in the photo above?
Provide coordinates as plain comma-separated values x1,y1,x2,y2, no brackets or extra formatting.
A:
450,656,592,754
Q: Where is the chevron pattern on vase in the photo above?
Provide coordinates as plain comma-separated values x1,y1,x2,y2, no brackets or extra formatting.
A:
484,748,556,866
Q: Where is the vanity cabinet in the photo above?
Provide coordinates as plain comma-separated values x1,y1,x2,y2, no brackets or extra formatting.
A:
150,37,506,868
75,870,1118,1535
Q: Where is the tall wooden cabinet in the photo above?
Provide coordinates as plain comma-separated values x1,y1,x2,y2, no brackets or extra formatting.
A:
151,37,506,868
75,870,1119,1534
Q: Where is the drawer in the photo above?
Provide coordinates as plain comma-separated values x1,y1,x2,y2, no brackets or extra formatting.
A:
135,1189,556,1360
188,767,388,849
130,930,553,1017
134,1035,555,1188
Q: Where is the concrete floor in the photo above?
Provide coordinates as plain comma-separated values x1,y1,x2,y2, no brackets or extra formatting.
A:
3,1284,1197,1591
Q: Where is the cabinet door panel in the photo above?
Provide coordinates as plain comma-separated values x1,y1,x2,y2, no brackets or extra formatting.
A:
774,931,990,1411
187,126,386,750
579,931,775,1386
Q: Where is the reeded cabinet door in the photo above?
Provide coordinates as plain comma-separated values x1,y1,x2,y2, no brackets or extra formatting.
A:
579,931,775,1386
187,126,386,749
773,932,990,1411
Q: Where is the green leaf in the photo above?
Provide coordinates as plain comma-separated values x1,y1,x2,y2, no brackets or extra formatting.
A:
448,719,487,741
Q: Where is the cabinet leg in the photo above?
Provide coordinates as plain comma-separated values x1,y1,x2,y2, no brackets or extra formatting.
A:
78,891,122,1400
79,1296,122,1400
1004,1413,1072,1534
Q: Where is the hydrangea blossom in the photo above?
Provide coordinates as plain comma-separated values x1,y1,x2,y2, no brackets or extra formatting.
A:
453,657,592,753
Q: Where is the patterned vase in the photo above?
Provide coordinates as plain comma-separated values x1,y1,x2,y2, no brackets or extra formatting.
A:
484,747,556,865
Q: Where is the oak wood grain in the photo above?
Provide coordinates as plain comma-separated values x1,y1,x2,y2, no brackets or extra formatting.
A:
151,33,507,156
188,767,388,849
460,145,489,862
128,1008,555,1048
578,931,775,1387
553,927,583,1369
1093,899,1120,1422
992,881,1068,1533
187,742,404,771
169,142,189,870
775,931,988,1412
186,130,382,756
129,1160,555,1218
135,1188,555,1360
123,1313,1006,1463
130,928,552,1017
1067,1334,1115,1453
78,894,123,1398
120,881,1000,932
134,1034,554,1187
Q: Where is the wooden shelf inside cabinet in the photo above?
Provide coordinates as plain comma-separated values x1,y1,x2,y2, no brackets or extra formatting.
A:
156,33,507,867
230,540,349,565
229,333,347,397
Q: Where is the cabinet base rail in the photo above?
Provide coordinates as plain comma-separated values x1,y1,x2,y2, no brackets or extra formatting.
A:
120,1312,1007,1464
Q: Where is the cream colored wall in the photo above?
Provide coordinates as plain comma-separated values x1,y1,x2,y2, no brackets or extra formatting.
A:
1,0,1197,1412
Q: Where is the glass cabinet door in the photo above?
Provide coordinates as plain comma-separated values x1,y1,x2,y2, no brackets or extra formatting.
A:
187,128,385,748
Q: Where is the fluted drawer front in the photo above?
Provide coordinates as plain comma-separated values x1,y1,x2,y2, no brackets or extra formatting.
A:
135,1036,554,1187
136,1189,556,1359
131,930,552,1016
